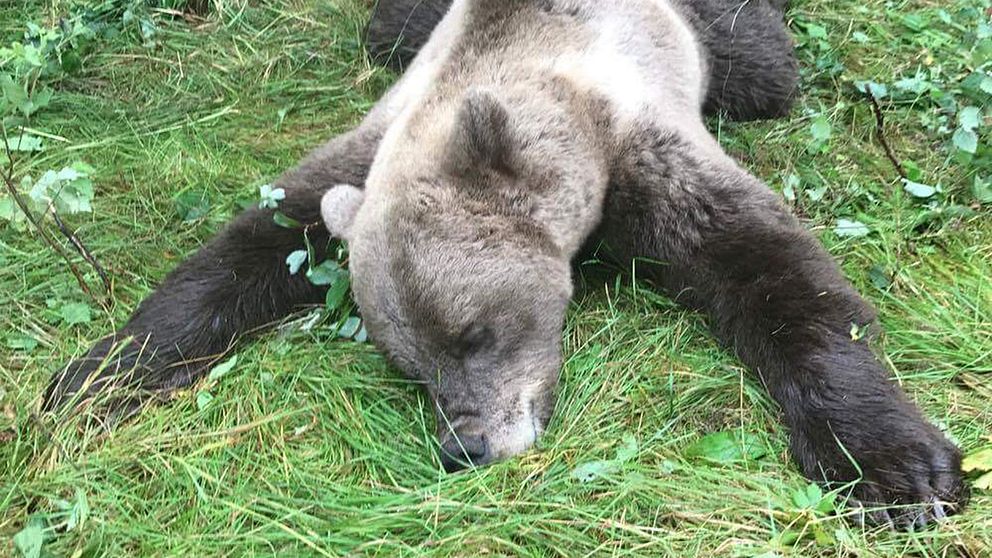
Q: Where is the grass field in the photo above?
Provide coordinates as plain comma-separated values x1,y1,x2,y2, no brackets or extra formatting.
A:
1,0,990,556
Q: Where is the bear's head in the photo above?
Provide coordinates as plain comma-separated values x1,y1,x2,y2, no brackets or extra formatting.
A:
321,90,573,471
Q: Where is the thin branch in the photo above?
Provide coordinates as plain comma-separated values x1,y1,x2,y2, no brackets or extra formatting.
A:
863,84,907,181
51,205,112,297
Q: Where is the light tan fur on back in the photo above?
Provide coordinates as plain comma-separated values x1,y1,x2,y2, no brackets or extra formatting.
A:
357,0,720,259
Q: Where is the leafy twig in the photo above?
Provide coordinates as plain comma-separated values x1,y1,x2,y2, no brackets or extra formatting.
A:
862,84,907,181
1,130,110,311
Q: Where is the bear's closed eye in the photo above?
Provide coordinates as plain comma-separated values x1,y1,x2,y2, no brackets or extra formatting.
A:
455,324,495,357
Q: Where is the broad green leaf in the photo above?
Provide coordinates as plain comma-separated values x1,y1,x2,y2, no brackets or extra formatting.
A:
0,196,23,223
70,161,95,175
963,448,992,472
979,21,992,40
31,88,52,114
174,190,211,221
781,174,799,202
981,75,992,95
894,74,930,95
353,325,368,343
833,219,870,238
286,250,307,275
816,491,838,515
792,483,823,509
788,482,837,515
868,265,891,290
571,459,618,482
854,80,887,99
59,302,91,325
952,127,978,154
196,391,214,411
615,434,638,462
21,44,43,67
811,523,836,546
810,117,832,142
803,23,827,39
28,172,53,208
777,529,801,547
61,50,82,73
976,472,992,491
307,260,345,286
806,185,827,202
973,176,992,204
324,273,351,310
13,516,45,558
0,76,52,117
958,106,982,131
207,355,238,382
6,334,38,351
902,160,923,182
902,179,936,199
20,165,94,215
54,167,81,182
8,134,42,151
901,13,927,32
571,435,639,482
684,431,768,464
338,316,362,338
1,74,28,112
55,176,94,214
66,488,89,531
272,211,301,229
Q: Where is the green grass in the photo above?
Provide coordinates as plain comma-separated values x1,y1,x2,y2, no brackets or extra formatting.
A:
1,0,990,556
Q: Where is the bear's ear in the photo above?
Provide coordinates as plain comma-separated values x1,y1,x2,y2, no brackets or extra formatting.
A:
447,89,514,173
321,184,364,241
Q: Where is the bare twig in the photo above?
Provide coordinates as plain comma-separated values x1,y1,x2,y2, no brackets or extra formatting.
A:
863,84,907,181
51,205,112,296
1,128,111,311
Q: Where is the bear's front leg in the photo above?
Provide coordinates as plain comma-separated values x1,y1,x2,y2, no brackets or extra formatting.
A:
42,119,387,424
596,130,968,527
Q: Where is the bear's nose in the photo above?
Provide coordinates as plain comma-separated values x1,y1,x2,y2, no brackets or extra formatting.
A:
440,433,490,472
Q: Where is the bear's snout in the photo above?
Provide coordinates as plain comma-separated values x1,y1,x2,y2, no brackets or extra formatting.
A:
439,431,492,472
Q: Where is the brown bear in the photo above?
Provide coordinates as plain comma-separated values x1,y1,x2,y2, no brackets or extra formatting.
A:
44,0,965,528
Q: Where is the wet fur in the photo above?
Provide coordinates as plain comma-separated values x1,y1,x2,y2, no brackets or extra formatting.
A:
44,0,965,527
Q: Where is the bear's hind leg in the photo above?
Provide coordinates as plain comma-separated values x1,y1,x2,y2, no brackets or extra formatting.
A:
680,0,800,120
365,0,453,71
